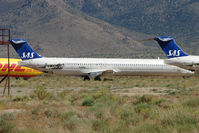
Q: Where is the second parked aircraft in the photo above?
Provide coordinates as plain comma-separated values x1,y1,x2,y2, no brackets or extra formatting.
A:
154,36,199,72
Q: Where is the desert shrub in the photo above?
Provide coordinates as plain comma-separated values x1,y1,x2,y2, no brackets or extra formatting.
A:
94,111,104,119
57,90,71,99
0,117,18,133
183,98,199,108
134,95,153,105
82,97,94,106
92,120,101,131
92,91,103,100
32,106,41,115
59,111,77,131
134,103,152,119
168,91,178,95
133,123,163,133
92,102,104,110
120,111,142,125
134,103,151,113
95,89,112,100
59,111,76,121
166,84,173,87
12,96,30,102
1,113,16,121
159,108,198,132
68,92,80,105
154,98,166,106
20,129,40,133
44,110,52,118
91,119,109,132
164,111,196,125
32,86,51,100
111,122,132,133
44,108,58,118
94,91,120,109
62,117,77,131
0,100,5,104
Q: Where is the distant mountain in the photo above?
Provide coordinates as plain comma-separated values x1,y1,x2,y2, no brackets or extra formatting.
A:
65,0,199,55
0,0,163,58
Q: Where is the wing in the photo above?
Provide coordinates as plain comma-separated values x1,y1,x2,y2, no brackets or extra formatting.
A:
84,69,119,77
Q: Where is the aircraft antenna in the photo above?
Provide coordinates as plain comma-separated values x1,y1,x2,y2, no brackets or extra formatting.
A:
0,29,11,96
137,38,154,42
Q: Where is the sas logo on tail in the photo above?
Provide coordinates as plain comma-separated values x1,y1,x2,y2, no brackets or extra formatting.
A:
21,52,34,59
167,50,181,57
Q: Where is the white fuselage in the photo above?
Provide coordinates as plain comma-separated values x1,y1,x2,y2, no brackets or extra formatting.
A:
165,55,199,71
18,58,194,77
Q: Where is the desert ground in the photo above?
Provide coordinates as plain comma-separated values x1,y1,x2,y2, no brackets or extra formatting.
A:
0,74,199,133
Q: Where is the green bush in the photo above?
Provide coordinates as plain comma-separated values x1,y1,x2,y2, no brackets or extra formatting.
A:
92,120,109,132
59,111,76,121
12,96,30,102
134,103,151,114
183,98,199,108
32,106,41,115
82,97,94,106
159,108,198,132
133,123,163,133
111,122,131,133
62,117,76,131
92,120,101,131
20,129,40,133
0,117,18,133
154,99,165,106
68,93,80,105
95,111,104,119
44,110,52,118
57,90,71,99
60,111,77,131
33,86,51,100
0,113,16,121
44,109,58,118
134,95,153,105
120,111,141,125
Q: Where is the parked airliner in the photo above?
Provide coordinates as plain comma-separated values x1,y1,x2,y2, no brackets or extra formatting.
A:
154,36,199,72
10,39,193,80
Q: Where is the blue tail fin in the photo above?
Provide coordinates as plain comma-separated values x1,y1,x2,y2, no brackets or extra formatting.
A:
11,39,42,60
154,36,188,58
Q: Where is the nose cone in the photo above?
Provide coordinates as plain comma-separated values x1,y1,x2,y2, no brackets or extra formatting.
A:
32,70,43,76
181,69,194,75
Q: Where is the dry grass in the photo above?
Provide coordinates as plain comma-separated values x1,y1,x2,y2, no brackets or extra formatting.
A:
0,74,199,133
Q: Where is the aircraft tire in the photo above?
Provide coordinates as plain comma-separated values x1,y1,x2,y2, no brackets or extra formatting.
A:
83,76,90,81
94,76,101,81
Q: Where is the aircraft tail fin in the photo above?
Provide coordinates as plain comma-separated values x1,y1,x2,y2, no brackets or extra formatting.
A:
11,39,42,60
154,36,188,58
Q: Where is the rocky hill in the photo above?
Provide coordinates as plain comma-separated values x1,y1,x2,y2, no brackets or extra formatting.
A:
1,0,198,58
65,0,199,54
0,0,161,58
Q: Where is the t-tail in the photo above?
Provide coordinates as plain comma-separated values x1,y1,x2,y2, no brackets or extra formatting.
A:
154,36,188,58
11,39,42,60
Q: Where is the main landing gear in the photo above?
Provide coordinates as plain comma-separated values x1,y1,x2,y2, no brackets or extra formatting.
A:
94,76,101,81
83,76,90,81
83,76,102,81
